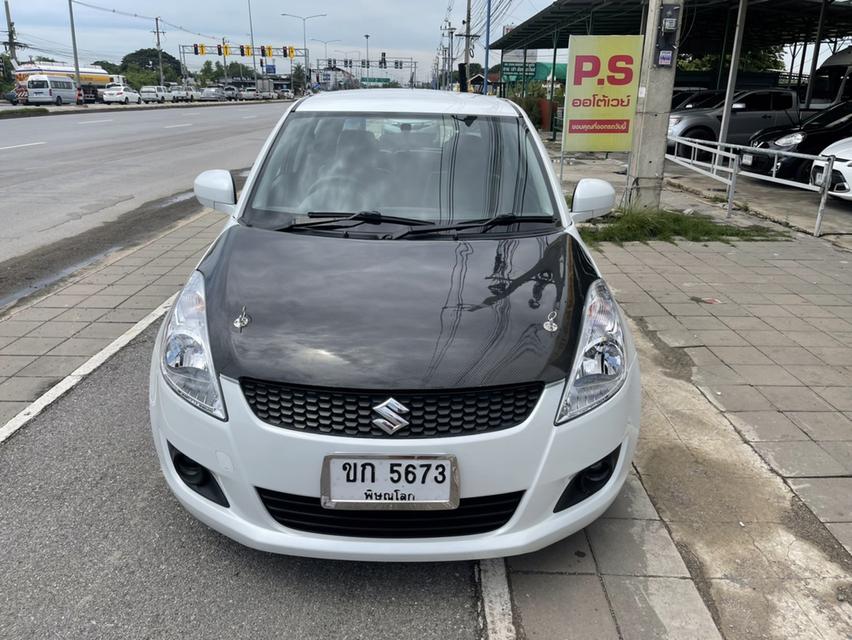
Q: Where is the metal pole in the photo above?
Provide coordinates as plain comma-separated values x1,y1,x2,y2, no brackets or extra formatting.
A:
522,48,527,98
726,153,740,218
154,17,164,86
3,0,16,62
365,34,370,86
248,0,258,82
222,37,228,80
483,0,491,94
805,0,828,108
464,0,472,85
715,8,732,90
797,31,809,92
549,30,558,141
814,155,835,236
718,0,747,145
302,20,308,86
448,24,455,90
67,0,82,99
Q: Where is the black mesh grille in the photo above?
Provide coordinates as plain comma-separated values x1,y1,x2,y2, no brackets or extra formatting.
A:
257,489,524,538
240,379,544,438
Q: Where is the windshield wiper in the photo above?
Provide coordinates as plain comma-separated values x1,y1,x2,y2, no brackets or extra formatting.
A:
391,214,556,239
277,210,432,232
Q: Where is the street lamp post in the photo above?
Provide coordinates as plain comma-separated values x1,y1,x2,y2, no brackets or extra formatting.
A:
247,0,258,82
282,12,326,93
311,38,341,68
364,34,370,85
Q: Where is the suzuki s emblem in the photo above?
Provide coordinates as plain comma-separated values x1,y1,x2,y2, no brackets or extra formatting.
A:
233,306,251,332
372,398,410,435
543,311,559,333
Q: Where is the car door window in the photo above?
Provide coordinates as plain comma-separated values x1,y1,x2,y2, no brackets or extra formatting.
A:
742,93,772,111
772,93,794,111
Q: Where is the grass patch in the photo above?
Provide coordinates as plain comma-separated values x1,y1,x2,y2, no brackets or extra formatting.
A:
579,208,788,246
0,107,50,119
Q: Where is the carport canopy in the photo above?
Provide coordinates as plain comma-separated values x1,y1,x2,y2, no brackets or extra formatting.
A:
489,0,852,56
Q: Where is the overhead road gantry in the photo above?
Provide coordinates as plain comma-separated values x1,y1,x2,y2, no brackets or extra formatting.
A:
490,0,852,208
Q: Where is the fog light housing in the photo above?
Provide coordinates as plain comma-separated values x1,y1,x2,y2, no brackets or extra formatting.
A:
168,443,229,507
554,445,621,512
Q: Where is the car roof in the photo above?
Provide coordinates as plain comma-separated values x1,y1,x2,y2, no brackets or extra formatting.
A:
297,89,520,117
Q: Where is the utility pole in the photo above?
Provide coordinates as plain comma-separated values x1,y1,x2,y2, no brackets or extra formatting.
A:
4,0,16,62
443,21,455,90
482,0,491,94
67,0,82,98
248,0,258,82
282,13,326,92
153,17,165,85
222,37,228,80
463,0,472,85
626,0,686,209
364,33,370,81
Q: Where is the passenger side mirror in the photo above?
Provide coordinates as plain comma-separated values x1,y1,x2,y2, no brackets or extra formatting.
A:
194,170,237,215
571,179,616,223
731,102,746,111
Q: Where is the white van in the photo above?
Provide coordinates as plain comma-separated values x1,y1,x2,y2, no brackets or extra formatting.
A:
26,75,77,105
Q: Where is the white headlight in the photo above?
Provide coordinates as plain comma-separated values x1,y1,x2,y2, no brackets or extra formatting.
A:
775,132,804,147
160,270,226,419
555,280,628,424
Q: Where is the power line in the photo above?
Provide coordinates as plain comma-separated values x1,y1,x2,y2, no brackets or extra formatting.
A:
71,0,220,41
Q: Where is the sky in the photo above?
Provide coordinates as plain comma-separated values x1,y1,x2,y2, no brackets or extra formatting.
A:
5,0,556,82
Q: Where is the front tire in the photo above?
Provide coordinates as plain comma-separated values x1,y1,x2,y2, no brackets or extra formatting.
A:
55,96,62,105
678,128,715,160
137,97,142,104
124,97,129,105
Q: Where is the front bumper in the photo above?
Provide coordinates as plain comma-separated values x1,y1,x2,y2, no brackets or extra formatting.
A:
149,333,641,562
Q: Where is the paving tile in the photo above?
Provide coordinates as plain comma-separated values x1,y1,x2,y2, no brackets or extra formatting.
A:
807,317,852,333
76,294,131,309
642,316,684,332
825,523,852,555
783,331,843,348
662,303,709,317
691,330,749,347
0,355,36,377
57,283,106,296
752,442,847,477
729,365,801,386
586,519,688,577
737,330,795,347
98,308,150,323
787,412,852,441
604,473,659,520
707,304,751,317
3,307,63,322
0,321,42,337
709,346,773,365
46,338,110,357
73,322,136,340
511,574,619,640
52,308,108,323
677,316,728,331
508,531,595,574
757,386,836,412
683,347,723,367
24,321,88,339
788,478,852,522
761,347,824,367
603,576,722,640
32,294,89,308
0,400,28,423
812,386,852,412
742,304,792,317
656,329,703,348
0,336,66,356
765,316,818,332
728,411,808,442
806,346,852,366
118,294,171,310
720,316,773,331
0,336,13,349
0,376,58,401
704,385,773,412
14,355,87,378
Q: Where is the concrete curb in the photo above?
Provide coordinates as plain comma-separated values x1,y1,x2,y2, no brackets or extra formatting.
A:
0,98,292,120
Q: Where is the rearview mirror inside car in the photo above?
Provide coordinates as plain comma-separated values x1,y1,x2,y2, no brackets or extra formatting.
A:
571,179,616,223
194,170,237,215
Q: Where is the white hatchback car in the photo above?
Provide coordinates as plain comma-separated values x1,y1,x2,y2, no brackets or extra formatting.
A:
811,137,852,200
149,90,640,561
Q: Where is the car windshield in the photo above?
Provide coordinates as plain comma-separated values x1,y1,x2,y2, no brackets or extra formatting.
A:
803,102,852,129
28,80,48,89
141,86,156,91
244,112,557,228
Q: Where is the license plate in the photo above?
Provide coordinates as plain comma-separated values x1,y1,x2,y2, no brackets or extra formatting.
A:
742,153,754,166
321,455,459,510
814,170,825,185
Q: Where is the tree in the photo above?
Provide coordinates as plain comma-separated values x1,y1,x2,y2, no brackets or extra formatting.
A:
92,60,121,74
123,65,159,89
291,63,306,94
34,55,58,62
120,48,182,81
678,46,784,72
0,53,12,93
225,61,254,79
451,62,483,83
196,60,217,86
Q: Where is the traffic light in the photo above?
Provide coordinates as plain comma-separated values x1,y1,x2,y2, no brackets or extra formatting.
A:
331,58,337,68
199,44,207,56
288,46,295,59
217,44,223,56
394,59,401,69
360,59,366,68
379,52,386,69
239,45,245,56
193,44,199,55
245,45,252,56
263,45,272,57
223,44,231,56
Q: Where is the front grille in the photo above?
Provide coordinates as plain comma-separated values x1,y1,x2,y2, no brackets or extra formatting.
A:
257,489,524,538
241,379,544,438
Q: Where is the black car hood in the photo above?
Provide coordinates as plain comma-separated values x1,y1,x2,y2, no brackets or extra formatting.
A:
199,224,598,390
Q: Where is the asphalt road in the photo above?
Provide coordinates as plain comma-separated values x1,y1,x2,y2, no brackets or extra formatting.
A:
0,324,479,640
0,102,285,264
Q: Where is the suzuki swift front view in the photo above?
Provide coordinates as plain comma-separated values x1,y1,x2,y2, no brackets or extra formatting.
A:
148,89,640,561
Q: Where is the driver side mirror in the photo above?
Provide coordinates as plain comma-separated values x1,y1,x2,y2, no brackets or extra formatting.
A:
571,179,615,223
731,102,746,111
194,170,237,215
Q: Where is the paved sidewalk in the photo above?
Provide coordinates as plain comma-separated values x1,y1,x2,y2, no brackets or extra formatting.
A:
0,211,225,423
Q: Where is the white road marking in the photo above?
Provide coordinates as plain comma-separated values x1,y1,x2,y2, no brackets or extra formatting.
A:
0,295,175,445
77,119,113,124
0,141,46,151
164,123,193,129
241,115,257,119
478,559,517,640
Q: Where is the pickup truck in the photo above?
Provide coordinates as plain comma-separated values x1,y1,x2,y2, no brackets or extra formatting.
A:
169,86,202,102
668,89,802,146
